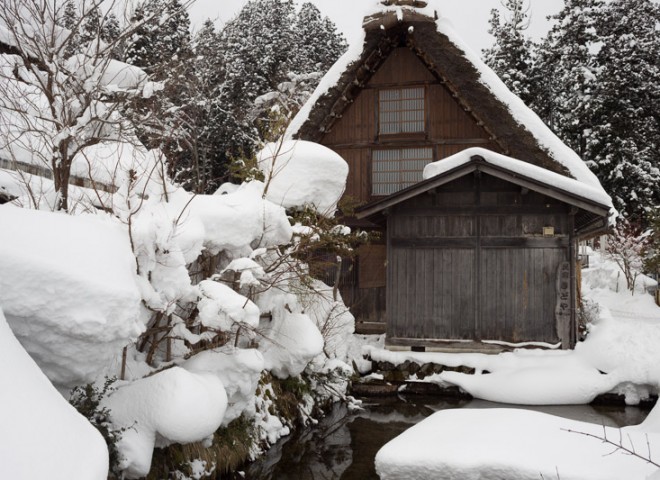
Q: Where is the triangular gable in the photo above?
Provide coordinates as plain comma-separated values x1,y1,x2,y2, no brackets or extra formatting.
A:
287,4,609,198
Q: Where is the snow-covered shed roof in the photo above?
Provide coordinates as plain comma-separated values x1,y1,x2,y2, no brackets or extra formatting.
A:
357,148,613,237
287,0,610,198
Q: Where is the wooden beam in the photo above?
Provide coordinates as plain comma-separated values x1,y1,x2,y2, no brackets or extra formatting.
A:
391,235,569,249
391,204,569,216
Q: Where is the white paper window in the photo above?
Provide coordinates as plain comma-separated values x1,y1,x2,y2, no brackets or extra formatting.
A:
372,147,433,195
379,87,425,135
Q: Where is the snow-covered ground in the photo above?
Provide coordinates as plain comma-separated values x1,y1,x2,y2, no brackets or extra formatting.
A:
374,248,660,479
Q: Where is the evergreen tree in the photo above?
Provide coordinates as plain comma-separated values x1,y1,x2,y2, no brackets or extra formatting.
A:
79,6,100,46
531,0,660,221
533,0,603,158
124,0,192,77
128,0,347,193
60,0,80,57
219,0,297,107
483,0,536,105
293,3,347,75
101,12,121,45
588,0,660,221
166,19,253,193
62,0,78,31
218,0,346,139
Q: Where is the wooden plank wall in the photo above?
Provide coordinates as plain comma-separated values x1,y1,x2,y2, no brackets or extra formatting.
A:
387,173,572,345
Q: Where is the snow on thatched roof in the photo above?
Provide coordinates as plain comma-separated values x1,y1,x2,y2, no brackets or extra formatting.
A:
287,0,608,198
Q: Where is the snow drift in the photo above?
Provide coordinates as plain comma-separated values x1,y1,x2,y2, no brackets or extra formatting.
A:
0,206,144,388
0,307,109,480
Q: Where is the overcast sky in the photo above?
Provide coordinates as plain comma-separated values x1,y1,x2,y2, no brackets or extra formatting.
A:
187,0,566,54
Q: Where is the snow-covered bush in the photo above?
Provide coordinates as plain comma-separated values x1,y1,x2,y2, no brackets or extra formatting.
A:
604,219,651,294
0,4,359,476
69,378,127,476
1,136,359,478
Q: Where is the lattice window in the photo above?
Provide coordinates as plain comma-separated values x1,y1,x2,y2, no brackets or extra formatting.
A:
372,147,433,196
378,87,425,135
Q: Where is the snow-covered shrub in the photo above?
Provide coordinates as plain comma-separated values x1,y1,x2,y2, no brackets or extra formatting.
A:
69,378,127,476
604,219,651,294
578,297,600,340
103,367,228,479
1,26,359,474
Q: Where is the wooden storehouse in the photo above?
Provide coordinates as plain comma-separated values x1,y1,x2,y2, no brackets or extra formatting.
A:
288,1,613,350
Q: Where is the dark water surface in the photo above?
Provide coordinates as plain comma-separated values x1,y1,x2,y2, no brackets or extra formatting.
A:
241,395,650,480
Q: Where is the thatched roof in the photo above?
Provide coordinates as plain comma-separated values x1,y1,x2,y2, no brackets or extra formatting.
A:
288,4,609,200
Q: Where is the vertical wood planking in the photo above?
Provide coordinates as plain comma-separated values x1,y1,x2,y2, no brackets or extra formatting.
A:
368,48,436,86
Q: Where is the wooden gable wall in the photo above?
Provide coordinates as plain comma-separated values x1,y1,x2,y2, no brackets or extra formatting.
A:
320,47,501,205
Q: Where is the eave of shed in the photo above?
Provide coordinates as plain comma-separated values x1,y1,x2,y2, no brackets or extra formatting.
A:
356,149,613,237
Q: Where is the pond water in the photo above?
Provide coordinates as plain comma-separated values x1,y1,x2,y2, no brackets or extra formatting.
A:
237,395,650,480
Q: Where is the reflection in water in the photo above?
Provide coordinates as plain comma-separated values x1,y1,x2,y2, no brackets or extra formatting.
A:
240,395,650,480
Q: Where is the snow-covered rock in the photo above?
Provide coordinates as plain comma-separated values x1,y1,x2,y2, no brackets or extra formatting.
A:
0,307,109,480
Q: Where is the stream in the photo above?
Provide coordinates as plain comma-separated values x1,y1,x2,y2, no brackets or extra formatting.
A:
239,395,650,480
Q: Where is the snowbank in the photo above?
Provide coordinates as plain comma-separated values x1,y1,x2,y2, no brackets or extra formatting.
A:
104,367,228,479
0,308,109,480
0,206,144,388
376,408,660,480
257,140,348,215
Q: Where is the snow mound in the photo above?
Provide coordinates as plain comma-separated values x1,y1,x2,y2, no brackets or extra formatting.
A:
258,311,325,379
0,206,144,388
376,408,660,480
188,181,293,255
104,367,228,479
0,307,109,480
257,140,348,216
440,365,616,405
198,280,260,331
184,347,265,426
